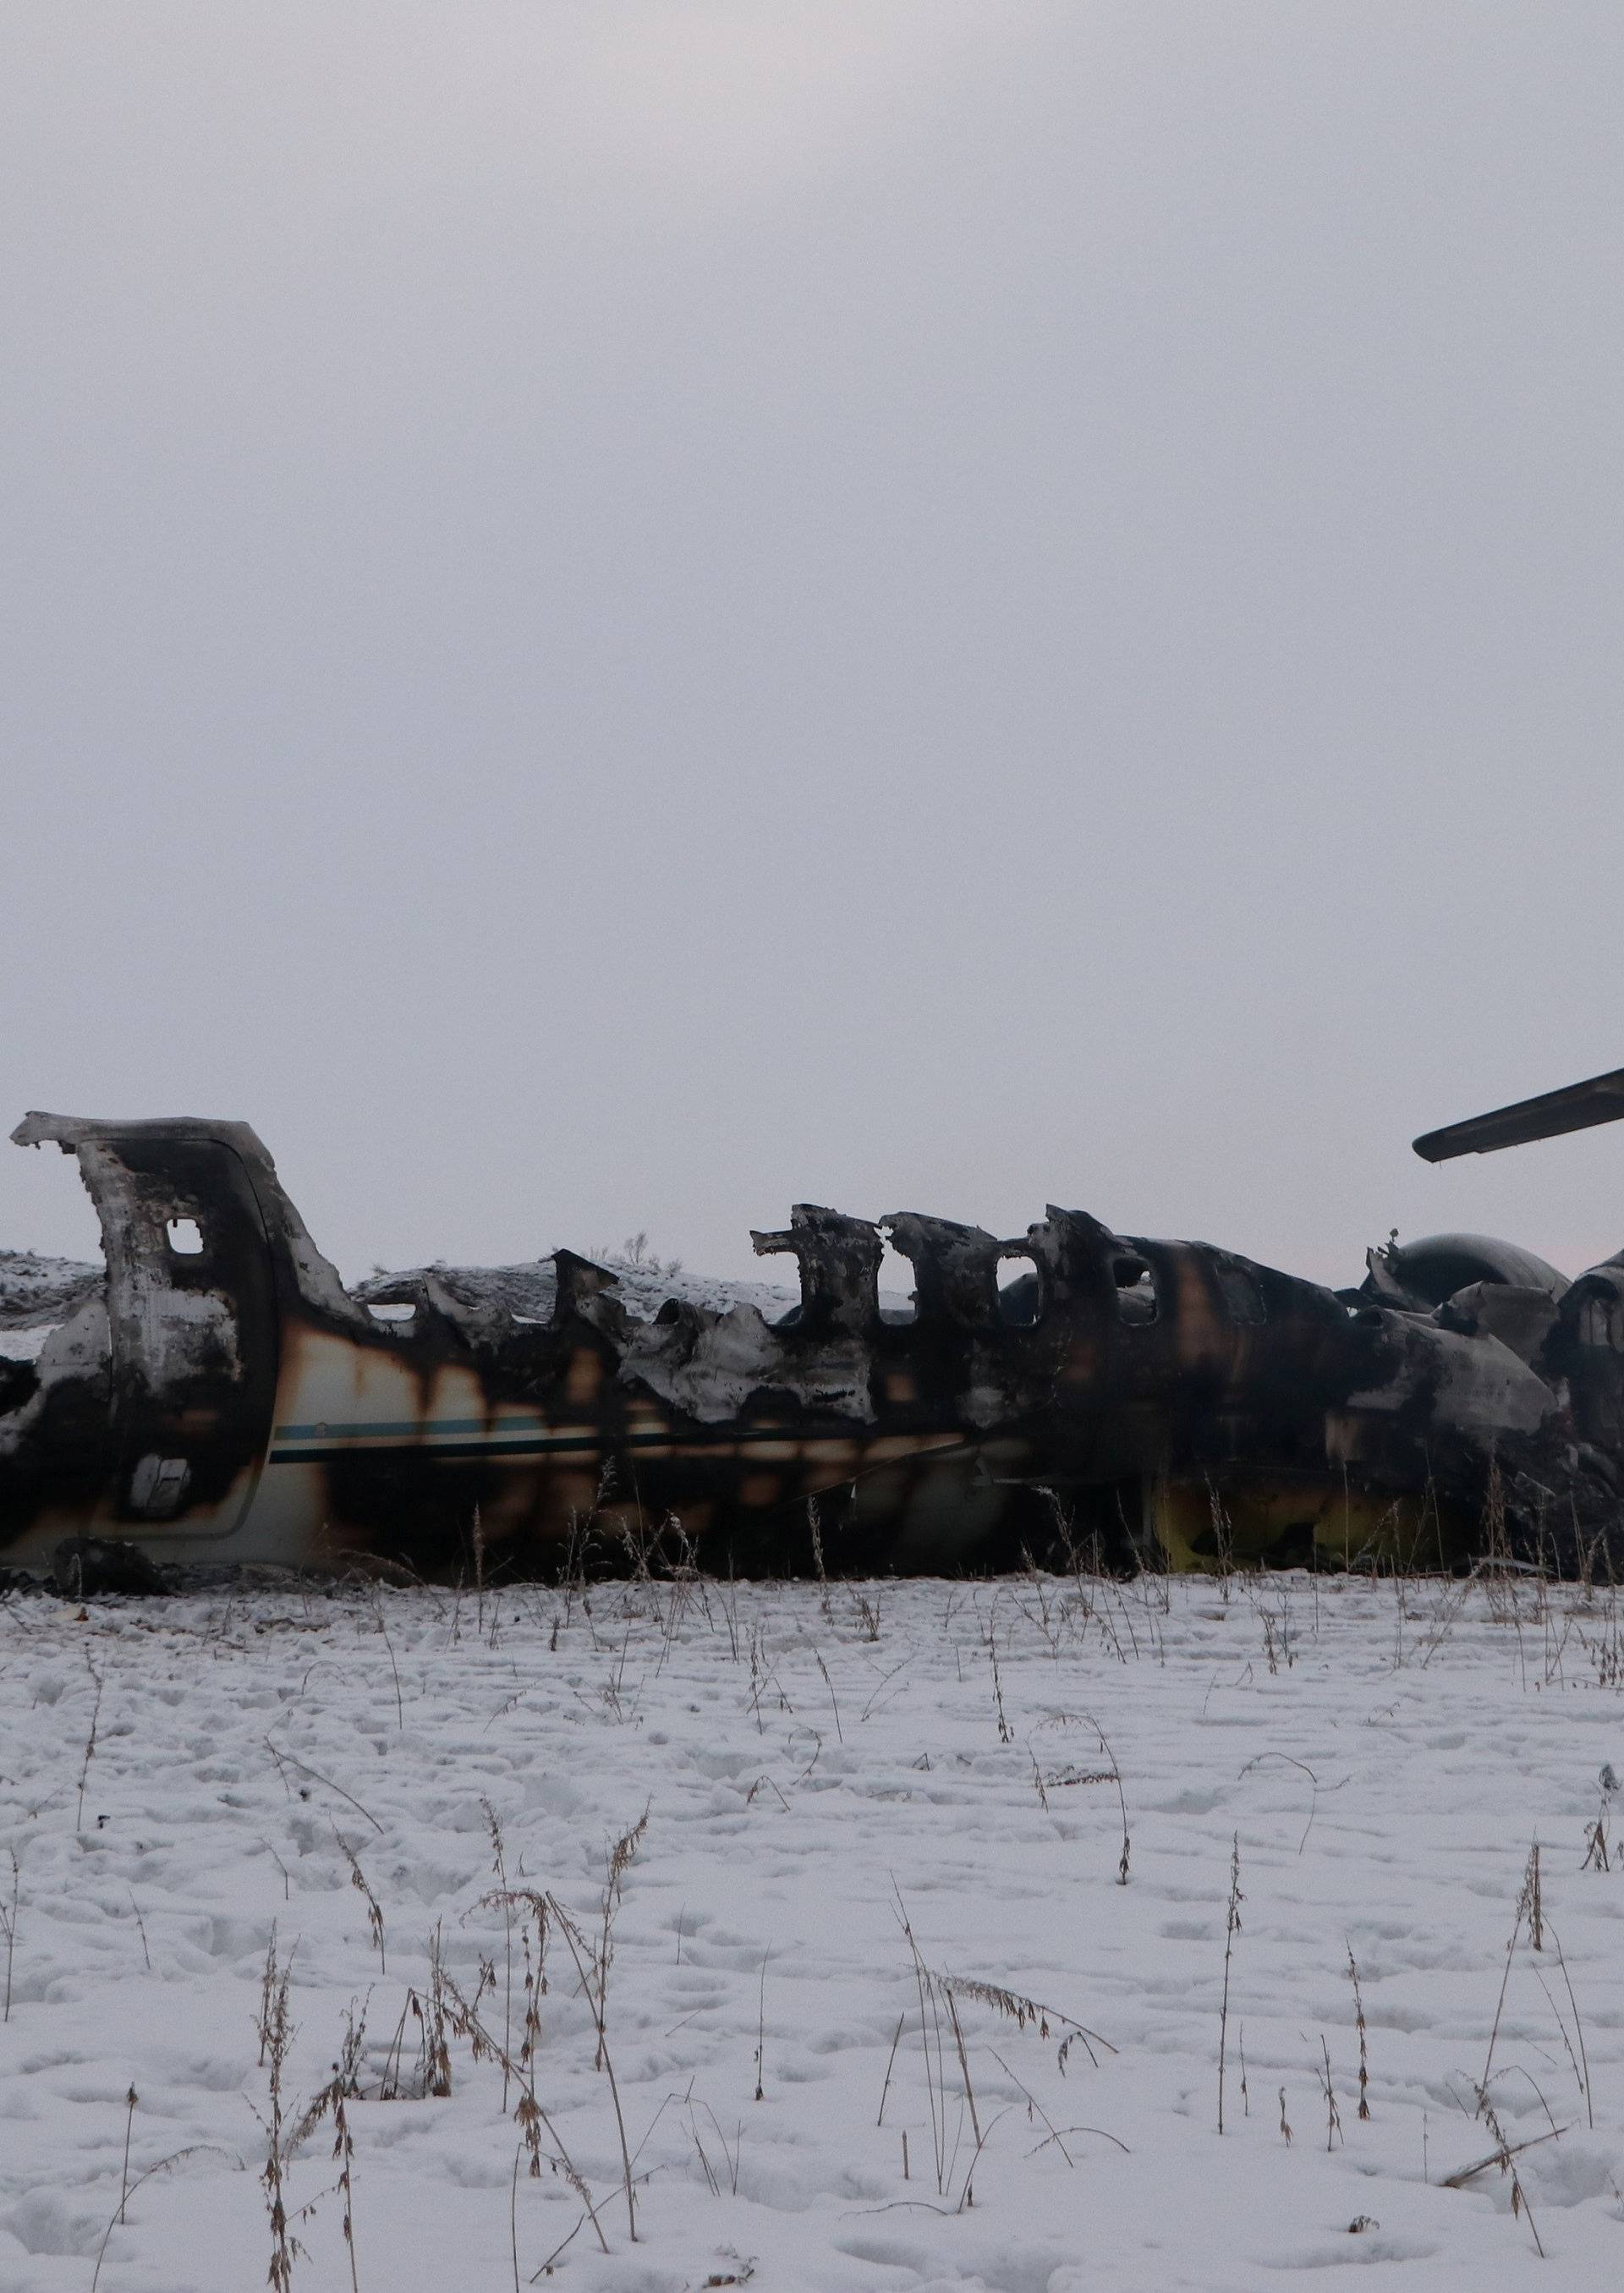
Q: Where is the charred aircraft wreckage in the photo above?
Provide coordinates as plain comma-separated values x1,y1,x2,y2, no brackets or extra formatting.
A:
3,1076,1624,1587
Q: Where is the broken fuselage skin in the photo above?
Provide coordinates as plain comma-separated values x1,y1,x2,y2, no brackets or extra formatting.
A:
0,1112,1616,1580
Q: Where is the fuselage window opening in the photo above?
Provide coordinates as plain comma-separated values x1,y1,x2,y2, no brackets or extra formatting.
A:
365,1301,417,1325
877,1242,919,1325
1113,1252,1158,1325
166,1217,205,1257
996,1253,1044,1328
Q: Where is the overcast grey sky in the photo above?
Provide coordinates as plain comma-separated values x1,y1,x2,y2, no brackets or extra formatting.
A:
3,3,1621,1292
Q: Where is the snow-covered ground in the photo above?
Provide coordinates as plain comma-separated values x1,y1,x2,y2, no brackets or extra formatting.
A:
1,1569,1621,2291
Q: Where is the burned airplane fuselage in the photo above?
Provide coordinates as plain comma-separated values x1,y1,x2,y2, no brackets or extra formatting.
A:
0,1111,1617,1579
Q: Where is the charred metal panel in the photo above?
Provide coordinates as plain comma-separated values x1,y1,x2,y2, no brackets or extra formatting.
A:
4,1116,284,1547
883,1215,1003,1326
749,1204,883,1334
1360,1233,1569,1313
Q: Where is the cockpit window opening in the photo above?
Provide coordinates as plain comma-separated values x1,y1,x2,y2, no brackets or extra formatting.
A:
996,1253,1043,1328
1113,1252,1159,1325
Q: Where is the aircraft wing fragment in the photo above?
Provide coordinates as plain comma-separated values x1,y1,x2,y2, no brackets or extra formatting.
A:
1413,1066,1624,1162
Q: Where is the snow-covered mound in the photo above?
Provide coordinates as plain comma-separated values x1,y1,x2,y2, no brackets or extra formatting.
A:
351,1252,809,1325
0,1248,101,1329
0,1249,102,1359
0,1242,899,1364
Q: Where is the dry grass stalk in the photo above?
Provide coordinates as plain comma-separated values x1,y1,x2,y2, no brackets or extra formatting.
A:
90,2144,228,2293
546,1894,639,2240
1518,1842,1543,1951
1453,2099,1551,2257
1442,2120,1563,2189
986,1626,1013,1747
518,1901,547,2084
1237,1750,1320,1855
1346,1944,1371,2120
935,1973,1113,2072
595,1805,650,2071
377,1926,456,2101
337,1835,386,1976
1013,1548,1066,1659
292,2006,366,2293
1261,1609,1281,1675
476,1887,551,2153
806,1497,830,1612
118,2085,137,2222
482,1801,515,2107
509,2142,523,2293
813,1651,842,1745
76,1648,103,1833
1090,1717,1131,1885
605,1805,649,1901
851,1589,883,1643
425,1929,454,2096
1479,1876,1528,2108
1535,1921,1594,2131
1317,2036,1342,2151
0,1847,18,2021
375,1993,415,2102
988,2042,1113,2167
127,1884,151,1973
892,1885,1112,2203
894,1897,948,2192
953,2087,1000,2213
371,1592,404,1730
943,1986,983,2164
256,1933,300,2291
436,1961,611,2255
265,1739,382,1835
534,2211,587,2278
876,2011,905,2125
683,2096,743,2198
1217,1835,1243,2134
